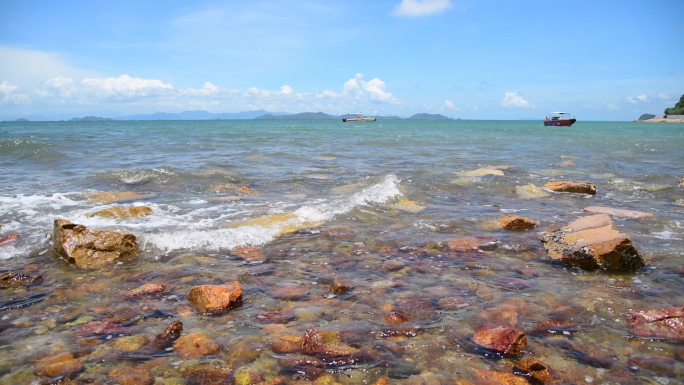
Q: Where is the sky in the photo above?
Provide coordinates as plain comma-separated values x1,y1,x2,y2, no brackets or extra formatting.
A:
0,0,683,120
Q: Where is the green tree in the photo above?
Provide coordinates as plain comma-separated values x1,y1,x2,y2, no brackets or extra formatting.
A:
665,94,684,115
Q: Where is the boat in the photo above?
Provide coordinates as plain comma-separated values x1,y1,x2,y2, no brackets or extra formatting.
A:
343,113,376,122
544,112,576,126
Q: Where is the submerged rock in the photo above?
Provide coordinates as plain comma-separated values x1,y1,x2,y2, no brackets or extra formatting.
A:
52,219,138,269
583,206,653,219
113,335,148,351
88,206,152,219
271,285,309,301
629,306,684,341
183,363,232,385
33,352,84,379
540,214,644,271
188,281,243,314
0,232,18,247
109,367,154,385
0,272,42,288
254,311,297,324
473,369,528,385
124,283,166,299
515,184,550,198
300,329,358,357
331,277,352,294
460,168,505,177
150,320,183,350
499,215,537,230
544,180,596,195
87,191,152,203
231,245,266,262
471,323,527,356
173,332,220,358
680,174,684,186
386,199,428,213
513,358,556,384
447,236,497,252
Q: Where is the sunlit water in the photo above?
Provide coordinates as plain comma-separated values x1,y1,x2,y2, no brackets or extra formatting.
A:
0,120,683,383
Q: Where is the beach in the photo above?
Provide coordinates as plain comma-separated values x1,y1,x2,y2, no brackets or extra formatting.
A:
1,119,684,383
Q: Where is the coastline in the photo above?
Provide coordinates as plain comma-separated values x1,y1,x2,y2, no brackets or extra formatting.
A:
633,118,684,123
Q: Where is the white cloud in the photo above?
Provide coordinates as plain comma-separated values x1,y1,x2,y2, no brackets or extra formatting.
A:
180,82,221,96
444,100,458,110
280,85,293,95
502,92,535,108
0,81,30,104
607,103,618,111
80,75,173,98
0,81,18,95
393,0,452,17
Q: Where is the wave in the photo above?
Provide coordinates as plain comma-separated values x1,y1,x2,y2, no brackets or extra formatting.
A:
0,139,66,162
92,167,240,186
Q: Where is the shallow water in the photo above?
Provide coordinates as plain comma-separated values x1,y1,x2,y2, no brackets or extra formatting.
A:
0,120,683,383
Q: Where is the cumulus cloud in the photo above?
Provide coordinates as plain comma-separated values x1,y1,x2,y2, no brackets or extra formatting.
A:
332,74,399,104
393,0,452,17
280,85,293,95
0,81,30,104
80,75,173,98
502,92,535,108
444,100,457,109
180,82,221,96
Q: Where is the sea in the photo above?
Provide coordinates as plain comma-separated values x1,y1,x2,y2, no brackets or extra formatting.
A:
0,119,683,383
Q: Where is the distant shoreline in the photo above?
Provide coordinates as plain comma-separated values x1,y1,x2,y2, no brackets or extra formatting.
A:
634,118,684,123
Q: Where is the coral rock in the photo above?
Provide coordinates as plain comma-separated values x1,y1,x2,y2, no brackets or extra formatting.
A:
188,281,243,314
173,332,220,358
544,180,596,195
52,219,138,269
499,215,537,230
471,323,527,356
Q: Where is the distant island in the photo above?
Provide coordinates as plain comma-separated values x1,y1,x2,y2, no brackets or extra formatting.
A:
14,118,30,122
637,114,656,121
635,94,684,123
254,112,454,120
69,116,116,122
119,109,290,121
406,113,453,120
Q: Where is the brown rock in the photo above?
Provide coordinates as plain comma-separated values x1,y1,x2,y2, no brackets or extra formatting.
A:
113,335,148,350
628,356,676,377
447,237,481,252
0,272,42,287
254,311,297,324
0,232,18,246
239,186,257,195
184,363,232,385
301,329,358,357
629,306,684,341
188,281,243,314
540,214,644,271
514,358,556,384
173,332,220,358
87,191,151,203
499,215,537,230
680,174,684,186
52,219,138,269
471,323,527,356
34,353,84,379
278,354,325,379
438,297,469,310
385,311,409,324
271,285,309,300
150,320,183,350
473,369,528,385
583,206,653,219
89,206,152,219
383,260,405,271
533,320,576,335
124,283,165,299
231,245,265,262
269,334,302,353
544,180,596,195
331,277,352,294
109,367,154,385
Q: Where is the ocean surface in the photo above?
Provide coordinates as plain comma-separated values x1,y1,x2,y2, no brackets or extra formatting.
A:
1,119,683,383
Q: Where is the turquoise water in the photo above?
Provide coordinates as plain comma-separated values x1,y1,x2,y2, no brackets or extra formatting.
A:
0,120,683,383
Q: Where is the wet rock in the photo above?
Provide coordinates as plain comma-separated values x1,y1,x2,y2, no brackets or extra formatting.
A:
88,206,152,219
234,371,265,385
239,186,257,195
513,358,556,384
184,363,232,385
475,307,519,328
540,214,644,271
393,297,439,323
544,180,596,195
331,277,352,294
322,226,355,239
188,281,243,314
254,311,297,324
109,367,154,385
438,297,469,310
87,191,152,203
515,184,550,199
173,332,220,358
546,337,614,368
278,354,325,379
629,306,684,341
447,237,496,252
628,356,676,377
471,323,527,356
473,369,528,385
460,168,505,177
385,311,409,324
231,245,266,262
583,206,653,219
680,174,684,186
33,352,84,379
0,232,18,247
0,272,42,288
52,219,138,269
271,285,309,301
559,160,574,167
104,307,139,324
383,260,405,271
269,334,302,353
499,215,537,230
150,320,183,349
386,199,428,213
124,283,166,299
301,329,358,357
533,320,577,335
113,335,148,350
78,320,132,335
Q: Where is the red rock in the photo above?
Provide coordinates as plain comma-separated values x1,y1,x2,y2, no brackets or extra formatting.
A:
0,271,42,287
0,232,18,246
471,323,527,356
173,332,220,358
34,352,84,379
513,358,556,384
499,215,537,230
541,214,644,271
385,311,408,324
629,306,684,341
188,281,242,314
184,363,232,385
124,283,166,299
544,180,596,195
231,245,265,261
254,311,297,324
109,367,154,385
271,285,309,300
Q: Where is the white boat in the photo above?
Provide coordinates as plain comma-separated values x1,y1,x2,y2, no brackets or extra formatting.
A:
343,113,376,122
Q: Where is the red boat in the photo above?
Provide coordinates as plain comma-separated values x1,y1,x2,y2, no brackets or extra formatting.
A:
544,112,576,126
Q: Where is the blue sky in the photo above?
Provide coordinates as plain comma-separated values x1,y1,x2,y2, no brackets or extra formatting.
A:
1,0,683,120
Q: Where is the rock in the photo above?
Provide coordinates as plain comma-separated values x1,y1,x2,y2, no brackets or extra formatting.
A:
125,283,166,299
392,297,439,323
113,335,148,350
540,214,644,271
88,206,152,219
628,356,676,377
239,186,257,195
331,277,352,294
513,358,555,384
0,272,42,288
385,311,409,324
386,200,428,213
460,168,505,177
544,180,596,195
499,215,537,230
33,352,84,379
150,320,183,350
78,320,132,335
583,206,653,219
87,191,152,203
533,320,577,335
383,260,405,271
52,219,138,269
254,311,297,324
184,363,232,385
473,369,528,385
269,334,302,353
173,332,220,358
271,285,309,301
559,160,575,167
278,354,325,379
109,367,154,385
231,245,266,262
675,199,684,206
471,323,527,356
546,337,614,368
301,329,358,357
680,174,684,186
629,306,684,341
447,237,497,252
438,297,469,310
515,184,550,198
0,232,18,247
188,281,243,314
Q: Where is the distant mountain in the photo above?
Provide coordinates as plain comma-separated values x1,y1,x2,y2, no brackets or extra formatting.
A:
14,118,30,122
118,110,291,120
255,112,337,120
637,114,656,121
664,94,684,115
407,113,453,120
69,116,116,122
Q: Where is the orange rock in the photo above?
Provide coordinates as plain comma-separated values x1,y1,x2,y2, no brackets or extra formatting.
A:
269,333,302,353
52,219,138,269
514,358,556,384
183,364,232,384
109,367,154,385
301,329,358,357
385,311,408,324
0,232,18,246
499,215,537,230
124,283,165,299
544,180,596,195
331,277,352,294
239,186,257,195
373,379,390,385
473,369,528,385
173,332,220,358
34,353,84,379
231,245,265,261
188,281,242,314
471,323,527,356
447,237,481,252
